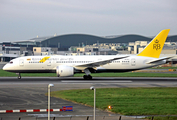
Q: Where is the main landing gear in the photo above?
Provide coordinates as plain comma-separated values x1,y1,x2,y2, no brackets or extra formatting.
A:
16,73,21,79
83,68,93,80
83,75,92,80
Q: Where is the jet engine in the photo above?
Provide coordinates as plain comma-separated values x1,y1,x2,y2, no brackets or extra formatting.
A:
56,65,74,77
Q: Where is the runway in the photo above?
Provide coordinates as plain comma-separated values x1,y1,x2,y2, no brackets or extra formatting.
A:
0,77,176,120
0,77,177,87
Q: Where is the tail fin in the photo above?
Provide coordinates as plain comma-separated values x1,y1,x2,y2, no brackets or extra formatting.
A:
137,29,170,58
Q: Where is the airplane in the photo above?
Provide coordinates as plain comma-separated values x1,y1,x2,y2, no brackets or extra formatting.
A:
3,29,173,79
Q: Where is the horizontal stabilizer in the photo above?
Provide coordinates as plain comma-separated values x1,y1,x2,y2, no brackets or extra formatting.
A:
146,56,174,64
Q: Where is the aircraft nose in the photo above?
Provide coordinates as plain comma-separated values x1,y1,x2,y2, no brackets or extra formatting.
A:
3,61,15,72
3,64,7,71
2,64,10,71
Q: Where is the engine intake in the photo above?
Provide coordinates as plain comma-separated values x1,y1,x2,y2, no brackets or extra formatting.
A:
56,65,74,77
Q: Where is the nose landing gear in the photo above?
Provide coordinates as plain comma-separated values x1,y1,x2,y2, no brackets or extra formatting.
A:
16,73,21,79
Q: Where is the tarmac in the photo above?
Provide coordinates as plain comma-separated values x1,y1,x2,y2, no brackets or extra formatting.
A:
0,77,177,120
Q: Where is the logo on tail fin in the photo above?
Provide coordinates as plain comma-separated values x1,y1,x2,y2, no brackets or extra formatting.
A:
137,29,170,58
153,39,161,50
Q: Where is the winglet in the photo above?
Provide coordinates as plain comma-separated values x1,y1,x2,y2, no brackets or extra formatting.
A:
137,29,170,58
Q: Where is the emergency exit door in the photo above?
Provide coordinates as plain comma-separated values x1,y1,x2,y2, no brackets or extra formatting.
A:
131,59,136,66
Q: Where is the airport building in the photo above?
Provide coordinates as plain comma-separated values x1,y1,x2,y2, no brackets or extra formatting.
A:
12,34,153,49
0,34,177,62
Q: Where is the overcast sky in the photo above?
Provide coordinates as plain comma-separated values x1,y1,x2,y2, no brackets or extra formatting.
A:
0,0,177,42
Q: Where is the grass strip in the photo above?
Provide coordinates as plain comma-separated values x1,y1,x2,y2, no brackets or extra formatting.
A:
0,69,56,77
0,69,177,77
150,67,177,69
51,87,177,116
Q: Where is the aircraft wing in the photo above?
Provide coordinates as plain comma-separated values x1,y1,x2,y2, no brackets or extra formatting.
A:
146,56,174,64
76,56,129,68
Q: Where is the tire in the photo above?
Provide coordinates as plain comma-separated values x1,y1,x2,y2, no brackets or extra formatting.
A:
18,76,21,79
83,75,92,80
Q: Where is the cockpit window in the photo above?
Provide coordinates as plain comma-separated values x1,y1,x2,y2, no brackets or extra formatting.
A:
10,61,13,64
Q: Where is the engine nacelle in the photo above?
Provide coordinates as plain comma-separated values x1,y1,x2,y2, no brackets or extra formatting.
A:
56,65,74,77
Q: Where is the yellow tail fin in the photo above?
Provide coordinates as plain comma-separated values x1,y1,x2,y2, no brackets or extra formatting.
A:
137,29,170,58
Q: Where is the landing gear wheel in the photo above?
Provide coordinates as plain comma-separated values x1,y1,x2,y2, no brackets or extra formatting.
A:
18,75,21,79
83,75,92,80
88,75,92,80
83,75,86,79
17,73,21,79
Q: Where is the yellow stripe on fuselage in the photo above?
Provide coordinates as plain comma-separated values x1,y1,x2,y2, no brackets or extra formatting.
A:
39,56,50,63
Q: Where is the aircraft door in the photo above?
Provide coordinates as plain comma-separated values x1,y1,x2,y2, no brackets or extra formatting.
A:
131,59,136,66
47,60,51,66
19,59,24,66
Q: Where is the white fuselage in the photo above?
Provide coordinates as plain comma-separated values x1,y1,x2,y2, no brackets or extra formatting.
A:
3,55,166,73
